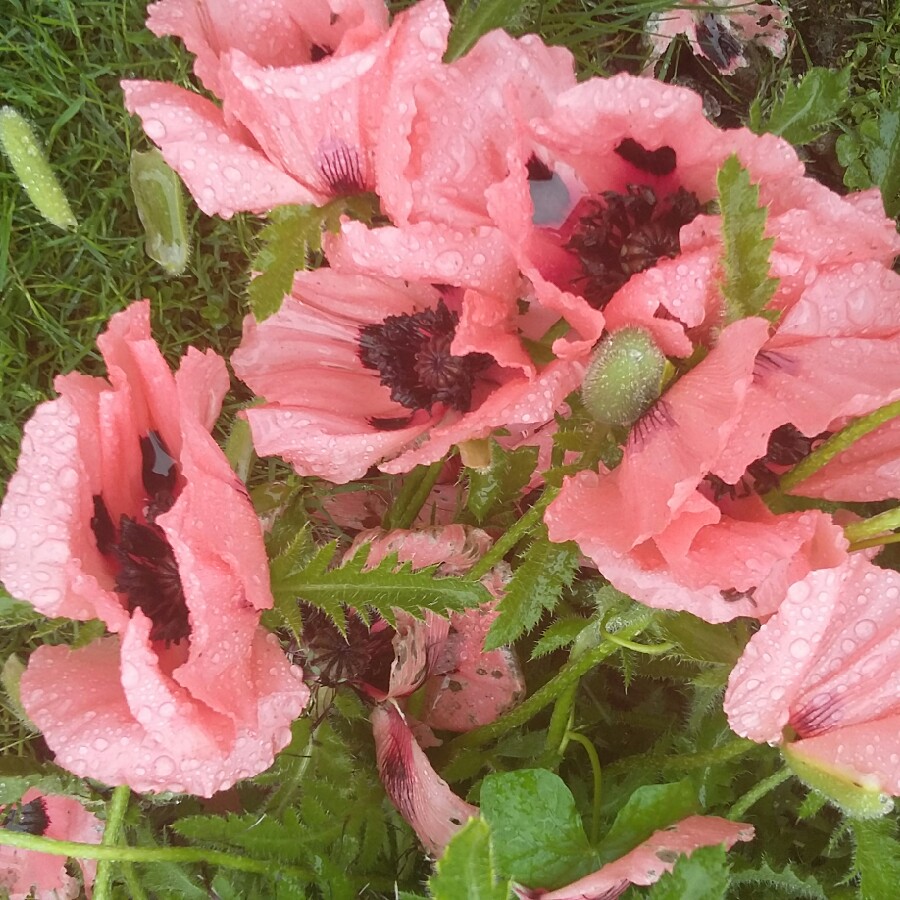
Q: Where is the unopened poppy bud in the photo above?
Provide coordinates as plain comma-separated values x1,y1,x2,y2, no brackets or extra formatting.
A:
129,148,189,275
0,107,77,230
581,327,666,426
783,743,894,819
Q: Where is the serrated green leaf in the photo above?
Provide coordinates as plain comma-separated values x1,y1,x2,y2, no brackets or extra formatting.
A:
717,155,778,323
481,769,593,889
249,205,324,321
595,781,699,865
853,817,900,900
729,861,829,899
273,540,487,631
445,0,529,62
530,616,592,659
129,148,189,275
484,533,579,650
646,844,729,900
751,67,851,145
429,819,511,900
467,441,539,524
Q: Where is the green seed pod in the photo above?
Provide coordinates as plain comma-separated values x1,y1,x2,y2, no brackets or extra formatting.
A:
581,326,666,427
0,107,77,230
129,148,189,275
783,743,893,819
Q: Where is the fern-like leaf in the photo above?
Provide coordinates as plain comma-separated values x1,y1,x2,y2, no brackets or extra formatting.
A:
729,861,830,899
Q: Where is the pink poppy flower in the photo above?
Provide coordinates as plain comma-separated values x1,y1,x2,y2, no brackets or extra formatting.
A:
515,815,754,900
0,790,103,900
0,301,309,796
724,553,900,797
145,0,388,97
372,702,477,856
231,267,583,483
545,317,849,622
645,1,789,74
123,0,447,217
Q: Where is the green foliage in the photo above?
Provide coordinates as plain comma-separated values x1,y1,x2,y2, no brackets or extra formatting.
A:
484,530,580,650
836,88,900,216
729,861,830,899
530,616,593,660
716,155,778,323
646,844,729,900
466,440,539,524
429,819,511,900
445,0,530,62
749,67,852,145
271,540,488,634
595,781,699,865
129,148,189,275
852,817,900,900
480,769,594,889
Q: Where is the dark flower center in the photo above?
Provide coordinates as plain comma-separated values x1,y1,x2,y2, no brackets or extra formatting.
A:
358,299,493,423
90,430,190,645
316,137,367,196
1,797,50,835
296,605,395,694
567,184,703,310
614,138,677,176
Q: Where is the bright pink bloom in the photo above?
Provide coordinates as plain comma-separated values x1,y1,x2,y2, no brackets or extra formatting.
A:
0,302,308,796
645,1,788,74
546,317,848,622
372,702,477,856
123,0,446,217
515,816,754,900
0,789,103,900
724,553,900,796
231,268,582,483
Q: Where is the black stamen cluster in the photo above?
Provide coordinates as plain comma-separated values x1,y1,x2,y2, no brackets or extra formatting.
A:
1,797,50,835
567,185,702,310
358,299,493,419
90,430,190,644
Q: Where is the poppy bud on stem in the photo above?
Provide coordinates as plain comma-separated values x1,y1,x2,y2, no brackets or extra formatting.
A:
581,327,666,427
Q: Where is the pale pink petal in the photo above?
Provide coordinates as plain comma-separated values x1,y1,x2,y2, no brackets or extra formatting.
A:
420,605,525,731
789,714,900,796
792,415,900,501
725,556,900,754
0,790,103,900
519,815,754,900
122,80,315,216
372,702,477,856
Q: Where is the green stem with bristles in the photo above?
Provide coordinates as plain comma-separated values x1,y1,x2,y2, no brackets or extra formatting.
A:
728,766,792,820
780,399,900,493
93,785,131,900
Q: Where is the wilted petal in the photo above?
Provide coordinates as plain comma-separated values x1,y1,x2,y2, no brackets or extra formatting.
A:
372,702,477,856
517,815,754,899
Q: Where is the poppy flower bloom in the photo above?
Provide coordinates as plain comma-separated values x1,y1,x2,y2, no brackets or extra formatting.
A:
231,267,583,483
644,1,789,74
514,816,754,900
0,790,103,900
724,553,900,800
122,0,445,217
0,301,309,796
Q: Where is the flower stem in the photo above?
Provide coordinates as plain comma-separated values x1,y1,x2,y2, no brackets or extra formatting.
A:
93,785,131,900
439,607,653,780
466,486,560,580
780,399,900,493
728,766,791,820
604,737,759,780
384,459,445,530
566,731,603,845
845,506,900,547
0,830,318,882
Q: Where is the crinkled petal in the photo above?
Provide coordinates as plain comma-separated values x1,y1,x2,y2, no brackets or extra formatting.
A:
372,702,477,856
725,555,900,752
518,815,754,900
122,80,315,216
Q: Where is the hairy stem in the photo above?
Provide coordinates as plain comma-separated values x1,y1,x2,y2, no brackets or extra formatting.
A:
728,766,792,820
93,785,131,900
